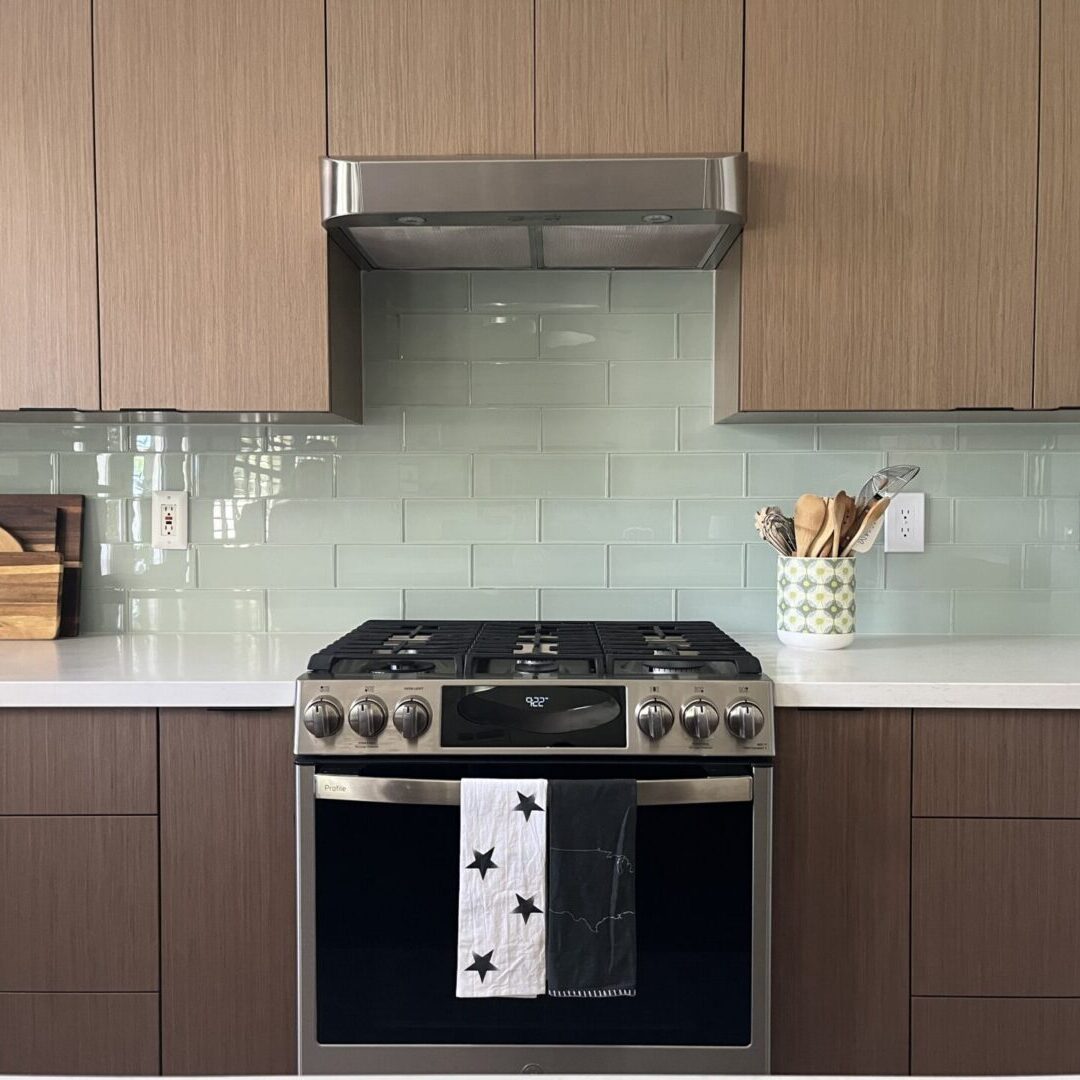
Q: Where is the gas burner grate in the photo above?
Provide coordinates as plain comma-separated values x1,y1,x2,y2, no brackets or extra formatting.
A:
597,621,762,677
307,621,482,676
466,622,605,678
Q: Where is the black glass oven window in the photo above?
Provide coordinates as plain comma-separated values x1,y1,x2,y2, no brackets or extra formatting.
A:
313,761,756,1047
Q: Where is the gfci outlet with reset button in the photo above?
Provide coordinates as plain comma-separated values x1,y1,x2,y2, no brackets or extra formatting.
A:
152,490,188,550
884,491,925,553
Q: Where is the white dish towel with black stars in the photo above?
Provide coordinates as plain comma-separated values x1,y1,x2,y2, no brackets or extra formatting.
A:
456,778,548,998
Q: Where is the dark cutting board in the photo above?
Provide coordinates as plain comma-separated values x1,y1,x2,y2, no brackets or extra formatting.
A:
0,495,84,637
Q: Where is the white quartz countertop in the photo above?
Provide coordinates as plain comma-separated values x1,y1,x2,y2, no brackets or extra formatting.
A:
0,632,1078,710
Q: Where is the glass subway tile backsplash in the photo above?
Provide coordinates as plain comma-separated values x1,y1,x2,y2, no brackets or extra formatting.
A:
2,269,1079,635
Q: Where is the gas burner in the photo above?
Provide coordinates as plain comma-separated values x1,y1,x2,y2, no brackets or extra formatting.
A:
515,656,559,673
643,657,705,674
368,659,436,675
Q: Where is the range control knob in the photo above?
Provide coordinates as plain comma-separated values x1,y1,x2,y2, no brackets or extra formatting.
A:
393,698,432,740
681,699,721,740
725,700,766,741
635,698,675,740
348,697,388,738
303,697,344,739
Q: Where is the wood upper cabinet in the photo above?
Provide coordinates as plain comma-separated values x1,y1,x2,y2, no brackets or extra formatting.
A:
94,0,331,413
536,0,742,157
0,0,98,410
742,0,1039,412
328,0,534,158
1035,0,1080,407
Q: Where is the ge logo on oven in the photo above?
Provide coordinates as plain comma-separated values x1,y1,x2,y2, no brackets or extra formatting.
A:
524,696,549,708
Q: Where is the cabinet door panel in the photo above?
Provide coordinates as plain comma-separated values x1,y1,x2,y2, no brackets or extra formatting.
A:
536,0,742,157
743,0,1038,411
95,0,328,412
0,0,98,409
329,0,534,158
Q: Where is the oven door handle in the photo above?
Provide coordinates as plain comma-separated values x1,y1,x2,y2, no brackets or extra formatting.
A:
313,773,753,806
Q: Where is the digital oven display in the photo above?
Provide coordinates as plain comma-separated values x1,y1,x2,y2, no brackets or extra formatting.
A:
440,685,627,748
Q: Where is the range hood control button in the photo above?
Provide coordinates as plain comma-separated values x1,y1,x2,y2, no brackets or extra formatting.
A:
348,697,387,738
303,697,344,739
635,698,675,740
681,699,720,740
725,700,766,741
393,698,432,740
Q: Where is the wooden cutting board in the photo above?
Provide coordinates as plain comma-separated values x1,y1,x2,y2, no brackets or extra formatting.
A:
0,496,83,636
0,507,58,552
0,553,63,640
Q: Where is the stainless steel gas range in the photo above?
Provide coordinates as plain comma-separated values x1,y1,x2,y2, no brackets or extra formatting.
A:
295,620,774,1075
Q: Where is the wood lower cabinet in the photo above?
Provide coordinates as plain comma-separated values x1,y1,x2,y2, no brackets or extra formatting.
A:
771,708,911,1074
160,708,296,1075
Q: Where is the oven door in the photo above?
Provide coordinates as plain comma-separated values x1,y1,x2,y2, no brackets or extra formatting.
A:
297,758,771,1075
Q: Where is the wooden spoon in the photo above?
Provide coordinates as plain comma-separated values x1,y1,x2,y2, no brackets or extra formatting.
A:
0,526,23,553
809,497,836,557
834,491,857,555
793,494,827,557
841,497,891,556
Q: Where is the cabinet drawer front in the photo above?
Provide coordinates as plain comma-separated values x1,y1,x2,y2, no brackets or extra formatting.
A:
0,816,158,991
913,819,1080,996
913,997,1080,1075
0,992,158,1075
914,709,1080,817
0,708,156,814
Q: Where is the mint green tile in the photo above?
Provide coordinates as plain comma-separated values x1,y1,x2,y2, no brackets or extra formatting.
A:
541,499,673,542
541,588,675,620
955,498,1079,543
542,407,677,451
473,454,606,497
472,272,609,312
0,451,55,492
266,410,404,451
1024,546,1080,588
404,589,538,619
267,589,402,632
610,454,742,497
0,423,122,452
58,452,188,497
891,451,1024,497
680,409,813,451
471,361,608,406
921,498,954,543
679,498,786,542
86,544,194,587
857,591,953,634
817,424,957,450
190,499,265,544
364,271,470,313
405,406,541,450
610,361,711,405
337,544,470,587
198,545,334,587
127,423,263,452
84,497,127,546
266,499,401,543
675,589,776,632
747,452,884,497
365,361,470,405
541,314,675,359
80,590,126,634
610,544,742,587
400,314,537,359
611,271,712,313
678,314,712,358
885,545,1021,590
954,591,1080,634
405,499,536,542
193,453,332,498
473,544,606,587
959,423,1080,451
128,590,266,632
1029,453,1080,496
336,454,470,497
748,543,882,588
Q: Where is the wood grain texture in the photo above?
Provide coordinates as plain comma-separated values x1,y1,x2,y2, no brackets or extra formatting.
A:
0,815,157,991
914,708,1080,817
0,507,58,553
742,0,1038,411
0,708,155,814
328,0,534,158
912,997,1080,1076
771,708,911,1074
94,0,329,412
160,708,296,1074
0,553,62,640
536,0,742,157
0,0,99,410
913,818,1080,996
1035,0,1080,406
0,992,159,1076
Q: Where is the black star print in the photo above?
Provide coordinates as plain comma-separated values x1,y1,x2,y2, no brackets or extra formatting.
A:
466,847,498,879
513,791,544,822
465,949,498,982
512,893,542,924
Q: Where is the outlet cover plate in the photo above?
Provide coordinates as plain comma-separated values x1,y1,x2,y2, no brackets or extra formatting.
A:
884,491,925,553
152,490,188,550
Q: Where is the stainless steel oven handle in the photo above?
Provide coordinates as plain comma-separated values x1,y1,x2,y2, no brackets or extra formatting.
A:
313,774,753,806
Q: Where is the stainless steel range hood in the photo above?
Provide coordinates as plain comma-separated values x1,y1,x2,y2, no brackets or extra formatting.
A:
321,155,746,271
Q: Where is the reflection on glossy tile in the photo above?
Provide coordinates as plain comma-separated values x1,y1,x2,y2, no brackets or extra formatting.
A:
364,361,470,405
404,589,538,619
405,406,541,450
472,271,608,312
954,498,1080,543
405,500,536,542
336,454,470,497
891,451,1024,497
541,314,675,359
128,590,266,632
400,313,537,359
542,407,677,452
675,589,776,631
84,498,128,546
266,499,401,544
86,544,195,587
471,361,607,406
473,544,606,587
540,588,675,621
473,455,606,497
364,270,470,313
818,424,957,450
59,452,188,497
609,544,742,587
611,271,712,313
541,499,673,542
266,409,404,451
680,410,813,451
885,545,1022,590
1028,453,1080,497
609,361,711,405
677,314,712,358
186,499,266,544
610,454,742,497
194,454,332,498
1,450,57,493
127,423,263,452
337,544,470,587
0,423,122,452
747,452,884,497
198,545,334,588
267,589,402,632
1024,546,1080,589
953,590,1080,634
80,590,126,634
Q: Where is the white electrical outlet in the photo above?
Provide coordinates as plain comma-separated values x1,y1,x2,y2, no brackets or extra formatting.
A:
152,490,188,550
884,491,925,553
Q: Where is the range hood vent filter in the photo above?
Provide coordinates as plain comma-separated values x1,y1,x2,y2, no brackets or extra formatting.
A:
346,225,532,270
541,223,730,269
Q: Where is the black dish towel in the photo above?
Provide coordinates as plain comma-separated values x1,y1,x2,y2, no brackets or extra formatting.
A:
546,778,637,998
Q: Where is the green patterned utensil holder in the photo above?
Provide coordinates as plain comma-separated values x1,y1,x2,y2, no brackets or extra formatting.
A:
777,556,856,650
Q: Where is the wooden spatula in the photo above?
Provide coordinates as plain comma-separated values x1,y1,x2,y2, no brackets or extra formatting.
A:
809,497,837,557
841,497,891,556
794,494,827,557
